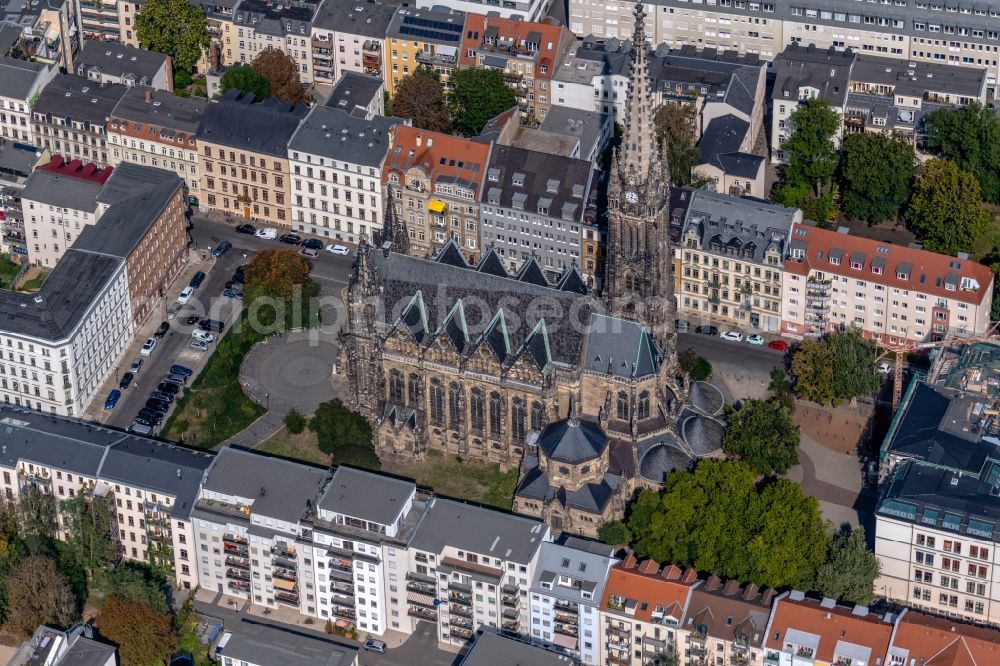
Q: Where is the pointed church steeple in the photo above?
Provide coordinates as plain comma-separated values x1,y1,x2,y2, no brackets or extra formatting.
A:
380,184,409,255
618,0,655,185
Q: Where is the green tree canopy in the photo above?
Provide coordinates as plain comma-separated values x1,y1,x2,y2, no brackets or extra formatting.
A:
792,329,879,406
620,460,829,588
219,65,270,100
4,555,76,637
596,521,631,546
97,596,177,666
251,48,307,103
782,98,841,196
906,158,993,256
925,102,1000,203
59,491,119,584
448,68,518,137
135,0,209,73
722,399,800,475
309,399,379,470
106,563,170,615
392,68,450,133
812,527,881,605
839,132,915,224
654,103,711,188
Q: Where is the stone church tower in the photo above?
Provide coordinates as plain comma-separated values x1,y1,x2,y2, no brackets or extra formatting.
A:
604,1,676,356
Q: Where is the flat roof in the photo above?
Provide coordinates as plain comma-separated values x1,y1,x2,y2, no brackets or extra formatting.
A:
459,630,571,666
318,466,414,526
410,498,547,563
218,618,358,666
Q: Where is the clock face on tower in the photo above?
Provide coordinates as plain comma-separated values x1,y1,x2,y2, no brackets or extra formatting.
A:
625,191,639,204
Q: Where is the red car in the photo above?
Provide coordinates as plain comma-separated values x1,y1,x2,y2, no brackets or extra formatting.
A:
767,340,789,352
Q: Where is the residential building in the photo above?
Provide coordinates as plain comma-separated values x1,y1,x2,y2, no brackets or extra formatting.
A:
287,105,396,243
228,0,320,84
197,91,308,225
9,625,117,666
384,6,467,97
310,1,396,85
76,41,173,89
886,609,1000,664
458,16,573,121
694,115,766,199
679,576,774,666
678,190,800,333
0,139,49,256
382,125,490,260
0,57,58,144
537,106,611,162
80,0,123,42
598,556,700,666
199,0,240,65
461,630,577,666
527,537,618,664
32,74,129,167
215,617,359,666
762,592,894,666
781,222,994,342
417,0,552,22
479,144,597,280
117,0,143,46
3,0,83,71
552,37,631,119
108,86,208,199
324,72,385,119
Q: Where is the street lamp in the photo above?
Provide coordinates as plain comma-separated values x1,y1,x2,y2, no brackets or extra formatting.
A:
265,393,269,409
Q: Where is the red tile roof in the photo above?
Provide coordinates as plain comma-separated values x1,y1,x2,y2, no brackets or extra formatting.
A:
599,559,697,622
383,125,490,195
764,596,893,662
458,15,565,77
38,155,114,185
785,223,993,306
891,610,1000,666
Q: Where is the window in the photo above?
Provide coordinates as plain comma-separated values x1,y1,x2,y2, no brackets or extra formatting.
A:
388,370,403,402
637,391,650,420
470,389,485,432
429,379,444,425
489,392,503,438
407,373,421,407
511,399,526,442
448,383,462,429
616,392,628,420
531,401,544,432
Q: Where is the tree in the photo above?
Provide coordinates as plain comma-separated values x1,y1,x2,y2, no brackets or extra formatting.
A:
16,484,56,548
812,527,881,605
4,555,76,636
768,368,795,414
597,521,631,546
678,348,712,381
654,103,711,187
135,0,209,73
97,596,176,666
59,491,119,584
448,68,518,137
284,408,306,434
782,99,841,196
925,102,1000,203
722,399,800,476
906,158,993,256
792,329,879,406
251,48,307,104
392,68,450,133
309,399,379,470
219,65,270,100
106,563,170,615
839,133,915,224
244,249,317,302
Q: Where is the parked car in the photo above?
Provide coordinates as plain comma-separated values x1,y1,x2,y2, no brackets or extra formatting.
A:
231,269,245,284
104,390,122,410
166,373,188,385
223,289,243,299
299,248,319,259
212,241,232,257
720,330,743,342
140,337,157,356
255,227,277,240
302,238,323,250
177,286,195,304
235,223,256,234
327,244,349,255
279,233,302,245
185,314,201,326
130,358,143,374
192,329,215,343
675,319,690,332
119,372,134,390
145,398,170,413
746,334,764,346
153,321,170,338
199,319,225,333
190,339,209,351
695,325,718,336
149,390,174,404
169,364,193,378
166,302,183,319
363,640,387,654
157,382,181,395
189,271,206,288
126,423,153,436
767,340,789,352
137,408,164,424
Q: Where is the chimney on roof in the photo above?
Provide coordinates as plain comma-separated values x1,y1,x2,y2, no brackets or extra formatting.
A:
761,589,777,606
722,580,741,596
661,564,682,580
681,568,698,584
638,559,659,576
704,575,722,591
742,583,759,601
144,89,152,104
622,553,638,569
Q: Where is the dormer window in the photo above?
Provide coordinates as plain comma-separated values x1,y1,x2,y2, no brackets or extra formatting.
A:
872,265,883,275
897,271,909,280
850,261,862,270
830,257,841,266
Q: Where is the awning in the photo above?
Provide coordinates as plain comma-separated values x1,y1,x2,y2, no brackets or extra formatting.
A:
428,199,446,214
553,633,577,650
272,578,296,591
437,45,458,57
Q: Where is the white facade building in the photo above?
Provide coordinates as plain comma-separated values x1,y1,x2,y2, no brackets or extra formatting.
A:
0,58,58,144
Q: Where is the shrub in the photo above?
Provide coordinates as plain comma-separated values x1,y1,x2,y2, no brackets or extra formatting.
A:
284,409,306,434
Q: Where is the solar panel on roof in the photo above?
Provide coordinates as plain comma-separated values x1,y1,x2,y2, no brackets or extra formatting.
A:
398,25,461,42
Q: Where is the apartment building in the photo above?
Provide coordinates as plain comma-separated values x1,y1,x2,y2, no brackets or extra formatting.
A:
197,92,307,225
479,144,597,280
458,16,573,121
886,608,1000,663
228,0,319,83
537,106,611,162
325,72,385,119
0,57,58,144
695,115,766,198
80,0,122,42
32,74,129,167
215,617,359,666
310,0,395,85
76,41,173,89
678,190,799,333
0,1,82,71
10,625,117,666
0,139,49,256
763,592,893,666
384,6,467,97
680,576,773,666
417,0,552,22
552,37,631,119
108,86,208,199
287,105,396,243
598,556,699,666
117,0,141,46
383,125,490,260
528,538,618,665
567,0,1000,88
781,222,994,342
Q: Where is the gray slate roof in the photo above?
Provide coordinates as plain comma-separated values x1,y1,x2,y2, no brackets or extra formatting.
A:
538,418,608,464
61,636,118,666
0,57,48,100
583,313,660,379
76,42,169,86
232,0,320,37
218,618,358,666
198,93,307,156
771,44,855,106
318,465,414,526
288,106,395,166
411,497,547,563
649,45,762,117
460,630,572,666
482,144,593,224
312,0,396,36
202,447,327,523
20,169,103,211
851,52,987,99
682,190,798,265
515,458,619,513
697,114,763,179
531,540,616,605
33,74,129,124
110,85,208,133
324,72,383,114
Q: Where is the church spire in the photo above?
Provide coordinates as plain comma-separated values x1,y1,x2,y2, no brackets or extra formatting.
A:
380,184,409,255
618,0,655,184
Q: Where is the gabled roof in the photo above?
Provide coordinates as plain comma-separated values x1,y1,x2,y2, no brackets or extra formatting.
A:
436,238,469,268
516,256,550,287
764,594,893,663
889,610,1000,666
556,266,588,294
520,318,552,370
599,559,698,622
477,309,511,363
397,291,429,344
477,247,509,278
439,299,470,353
583,313,659,378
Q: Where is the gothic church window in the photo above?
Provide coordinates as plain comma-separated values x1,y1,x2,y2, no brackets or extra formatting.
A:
448,383,462,429
530,401,544,432
389,370,403,402
430,379,444,425
489,392,503,438
638,391,650,420
511,399,526,443
407,373,421,407
470,389,485,433
616,392,629,420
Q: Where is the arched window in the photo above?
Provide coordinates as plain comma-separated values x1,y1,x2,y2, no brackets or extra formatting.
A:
407,373,421,407
448,383,462,429
616,391,629,420
530,401,545,432
638,390,650,420
511,399,526,443
489,392,503,438
388,370,403,402
470,389,484,433
429,379,444,425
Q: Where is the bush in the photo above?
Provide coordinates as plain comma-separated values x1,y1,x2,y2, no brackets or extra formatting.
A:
690,357,712,381
597,521,632,546
284,409,306,434
678,348,712,381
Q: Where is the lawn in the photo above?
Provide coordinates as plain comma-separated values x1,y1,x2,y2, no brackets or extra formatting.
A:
257,427,330,466
384,449,520,510
162,311,266,448
0,255,19,289
17,269,47,291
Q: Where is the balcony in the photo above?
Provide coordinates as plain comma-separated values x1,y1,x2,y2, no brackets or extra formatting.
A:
554,611,576,624
502,619,519,632
449,591,472,606
502,593,519,607
332,606,356,621
225,555,250,570
553,600,577,614
450,626,474,640
226,567,250,581
227,580,250,593
806,279,831,291
606,625,631,639
275,591,299,607
408,606,438,621
329,558,353,577
330,594,355,608
330,580,354,595
554,623,577,638
450,605,473,619
147,530,170,543
407,580,436,595
608,656,629,666
503,607,520,621
450,616,474,629
273,567,297,582
363,40,380,53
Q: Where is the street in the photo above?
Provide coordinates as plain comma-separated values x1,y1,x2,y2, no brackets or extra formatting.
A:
677,330,787,399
